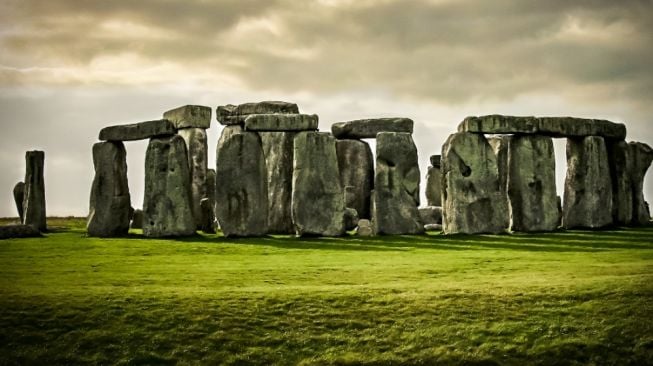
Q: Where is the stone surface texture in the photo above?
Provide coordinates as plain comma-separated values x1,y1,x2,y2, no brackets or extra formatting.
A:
507,135,560,232
87,141,132,237
344,208,359,231
441,132,509,234
608,141,633,225
163,105,211,129
0,225,41,239
292,132,345,236
629,142,653,225
99,119,176,141
131,209,143,229
143,135,196,237
425,166,442,207
215,126,269,237
336,139,374,219
245,114,318,131
331,118,413,139
562,136,613,229
13,182,25,222
356,219,373,236
372,132,424,235
178,128,208,228
487,136,511,198
217,101,299,125
418,206,443,225
259,132,296,234
22,151,47,231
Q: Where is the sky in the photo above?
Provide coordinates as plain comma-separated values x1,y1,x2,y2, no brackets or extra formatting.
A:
0,0,652,217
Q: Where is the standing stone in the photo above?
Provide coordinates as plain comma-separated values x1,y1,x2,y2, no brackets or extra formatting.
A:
629,142,653,225
292,132,345,236
507,135,560,232
425,155,442,207
336,139,374,219
131,209,143,229
372,132,423,235
13,182,25,222
206,168,217,224
22,151,46,231
215,126,268,237
608,141,633,225
488,136,511,197
356,219,374,236
178,128,208,228
441,133,509,234
199,198,216,234
143,135,195,237
562,136,613,229
87,142,132,237
260,132,295,234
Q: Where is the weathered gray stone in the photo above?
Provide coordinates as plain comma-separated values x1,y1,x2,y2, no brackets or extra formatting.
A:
331,118,414,139
608,141,633,225
344,208,359,231
143,135,196,237
424,224,442,231
0,225,41,239
217,101,299,125
418,206,442,225
87,142,132,237
22,151,46,231
215,126,268,237
372,132,423,235
458,115,627,140
178,128,208,228
163,105,211,129
199,198,216,234
131,209,143,229
259,132,295,234
487,136,511,198
441,133,509,234
336,139,374,219
425,166,442,207
562,136,613,229
206,168,216,223
629,142,653,225
356,219,373,236
430,155,441,168
292,132,345,236
99,119,176,141
13,182,25,222
507,135,560,232
245,114,318,131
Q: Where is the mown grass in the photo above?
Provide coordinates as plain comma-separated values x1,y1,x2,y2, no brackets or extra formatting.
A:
1,217,652,365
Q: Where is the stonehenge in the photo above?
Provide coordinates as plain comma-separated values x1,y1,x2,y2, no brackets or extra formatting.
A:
13,182,25,222
77,105,650,239
23,151,47,231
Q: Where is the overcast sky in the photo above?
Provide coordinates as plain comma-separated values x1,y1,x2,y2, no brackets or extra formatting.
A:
1,0,652,217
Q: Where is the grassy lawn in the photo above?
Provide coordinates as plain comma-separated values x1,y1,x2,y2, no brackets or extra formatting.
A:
1,217,652,365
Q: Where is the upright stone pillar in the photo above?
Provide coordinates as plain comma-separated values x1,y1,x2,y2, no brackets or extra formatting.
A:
215,126,268,237
292,132,345,236
562,136,613,229
372,132,423,235
441,133,509,234
22,151,46,231
629,142,653,225
87,141,132,237
608,141,633,225
177,128,208,228
260,132,296,234
507,135,560,232
205,168,217,231
335,139,374,219
13,182,25,222
425,155,442,207
143,135,195,237
488,136,510,198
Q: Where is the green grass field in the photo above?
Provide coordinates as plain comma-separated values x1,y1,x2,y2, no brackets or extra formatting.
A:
1,218,652,365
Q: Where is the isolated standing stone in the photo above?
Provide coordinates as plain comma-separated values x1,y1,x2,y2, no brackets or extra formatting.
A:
99,119,176,141
215,126,268,237
562,136,613,229
331,118,414,139
608,141,633,225
163,105,211,129
260,132,295,234
441,133,509,234
178,128,208,228
13,182,25,222
292,132,345,236
507,135,560,232
629,142,653,225
87,142,132,237
372,132,423,235
336,139,374,219
245,114,318,131
143,135,195,237
217,101,299,125
22,151,46,231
